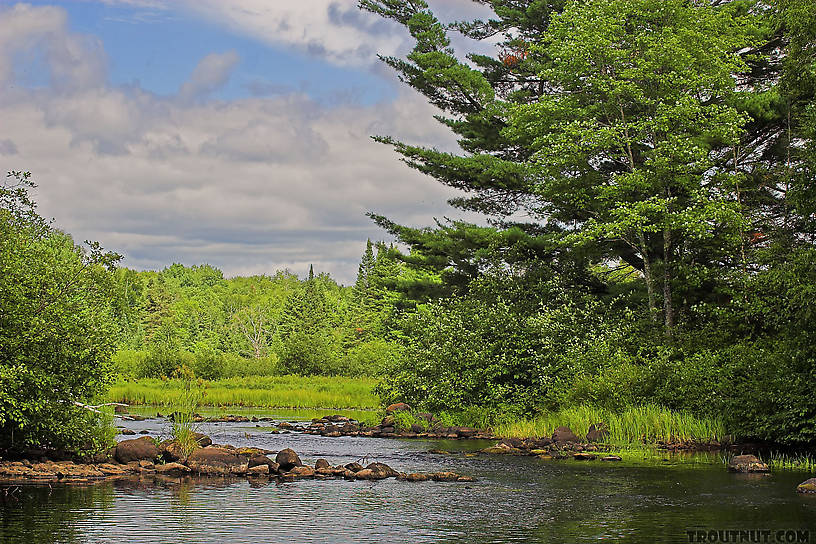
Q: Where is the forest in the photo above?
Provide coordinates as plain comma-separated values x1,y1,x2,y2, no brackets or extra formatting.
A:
2,0,816,455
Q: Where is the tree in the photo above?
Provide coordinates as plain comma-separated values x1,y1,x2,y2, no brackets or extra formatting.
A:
503,0,756,334
360,0,811,335
0,171,120,452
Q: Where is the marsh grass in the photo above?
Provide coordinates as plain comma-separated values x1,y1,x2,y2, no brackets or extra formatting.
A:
492,404,725,445
761,452,816,472
169,366,205,457
108,375,379,410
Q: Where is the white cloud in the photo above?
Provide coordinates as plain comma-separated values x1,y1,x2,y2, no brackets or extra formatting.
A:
178,51,241,101
96,0,495,67
0,3,479,283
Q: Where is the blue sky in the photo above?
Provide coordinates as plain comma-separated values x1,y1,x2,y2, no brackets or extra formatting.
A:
18,0,399,103
0,1,491,283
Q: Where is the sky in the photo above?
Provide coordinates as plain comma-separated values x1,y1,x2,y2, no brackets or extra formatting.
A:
0,0,494,284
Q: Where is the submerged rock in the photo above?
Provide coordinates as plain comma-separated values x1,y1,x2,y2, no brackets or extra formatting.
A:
727,454,769,473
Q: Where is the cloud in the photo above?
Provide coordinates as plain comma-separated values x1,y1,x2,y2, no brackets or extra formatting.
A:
178,51,240,101
96,0,495,68
0,139,18,155
0,3,476,283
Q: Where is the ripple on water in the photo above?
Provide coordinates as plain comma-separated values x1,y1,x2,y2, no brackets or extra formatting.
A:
2,419,815,543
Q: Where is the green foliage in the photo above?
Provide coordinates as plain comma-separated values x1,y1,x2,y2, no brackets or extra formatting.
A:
0,171,120,453
109,246,406,379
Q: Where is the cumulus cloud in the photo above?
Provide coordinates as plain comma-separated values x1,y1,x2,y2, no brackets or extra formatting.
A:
99,0,495,67
0,3,107,90
0,3,477,283
178,51,240,101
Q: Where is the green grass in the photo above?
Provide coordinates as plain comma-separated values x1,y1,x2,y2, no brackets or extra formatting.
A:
492,404,726,445
107,375,380,410
761,452,816,472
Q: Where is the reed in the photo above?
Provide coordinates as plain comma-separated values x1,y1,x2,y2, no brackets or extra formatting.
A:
761,452,816,472
107,375,380,410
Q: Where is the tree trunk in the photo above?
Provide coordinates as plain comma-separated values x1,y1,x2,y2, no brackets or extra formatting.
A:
663,227,674,337
638,232,658,322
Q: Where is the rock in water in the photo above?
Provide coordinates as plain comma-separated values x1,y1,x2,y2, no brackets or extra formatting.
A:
727,454,769,473
187,447,248,475
573,452,597,461
366,462,397,478
155,462,191,475
586,423,610,442
797,478,816,494
551,426,581,444
386,403,411,413
315,459,330,470
275,448,303,471
115,437,159,464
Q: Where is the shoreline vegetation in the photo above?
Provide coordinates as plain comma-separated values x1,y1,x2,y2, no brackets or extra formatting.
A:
110,377,727,449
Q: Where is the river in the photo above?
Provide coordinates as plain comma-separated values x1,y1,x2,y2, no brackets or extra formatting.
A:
1,410,814,543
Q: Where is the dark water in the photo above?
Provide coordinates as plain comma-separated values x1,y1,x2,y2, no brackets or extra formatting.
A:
2,414,815,544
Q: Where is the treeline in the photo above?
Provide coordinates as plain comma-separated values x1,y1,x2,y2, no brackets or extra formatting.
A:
109,240,405,379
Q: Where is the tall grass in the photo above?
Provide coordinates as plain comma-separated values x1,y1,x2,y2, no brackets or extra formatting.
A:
108,375,379,409
762,452,816,472
169,366,205,457
492,404,725,444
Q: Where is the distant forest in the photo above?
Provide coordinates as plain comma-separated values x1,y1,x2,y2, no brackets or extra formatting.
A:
110,240,408,380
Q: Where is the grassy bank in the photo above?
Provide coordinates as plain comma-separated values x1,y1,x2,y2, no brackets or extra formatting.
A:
493,405,726,445
107,375,379,410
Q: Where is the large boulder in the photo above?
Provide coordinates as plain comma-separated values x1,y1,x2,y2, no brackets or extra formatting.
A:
115,437,159,464
275,448,302,471
187,447,248,475
727,454,769,473
315,459,330,470
386,403,411,413
552,426,581,444
797,478,816,494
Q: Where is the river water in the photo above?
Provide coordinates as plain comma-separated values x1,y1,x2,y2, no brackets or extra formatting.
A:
1,411,814,543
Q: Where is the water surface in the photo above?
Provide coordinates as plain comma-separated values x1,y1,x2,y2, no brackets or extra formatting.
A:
2,414,814,543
